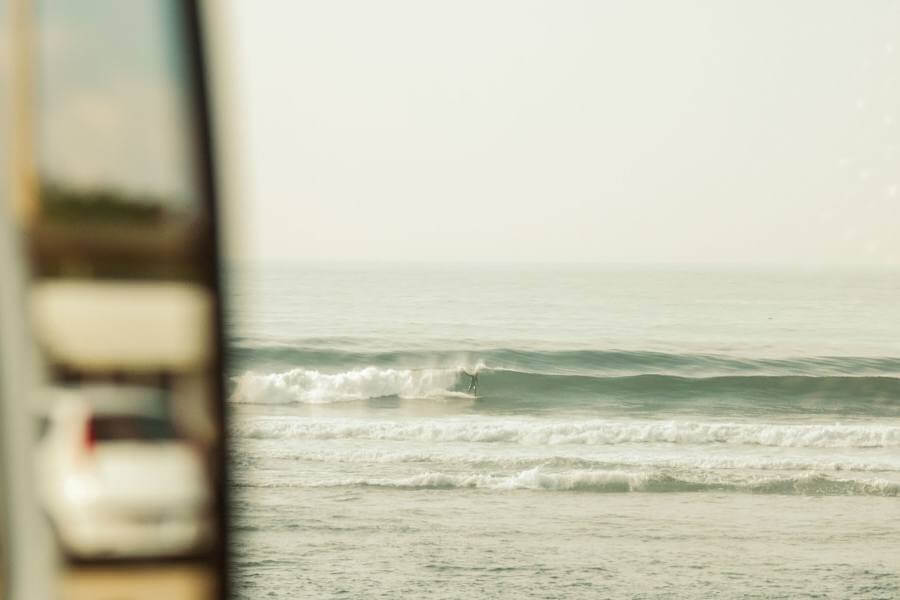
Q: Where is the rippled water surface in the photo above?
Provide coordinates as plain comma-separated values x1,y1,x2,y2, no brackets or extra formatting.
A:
227,264,900,598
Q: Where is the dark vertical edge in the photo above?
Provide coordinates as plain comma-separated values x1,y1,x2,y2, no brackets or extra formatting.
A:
179,2,230,598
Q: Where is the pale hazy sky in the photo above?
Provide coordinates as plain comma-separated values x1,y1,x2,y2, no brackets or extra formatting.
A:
229,2,898,264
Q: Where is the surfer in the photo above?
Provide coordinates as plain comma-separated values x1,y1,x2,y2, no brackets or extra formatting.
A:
461,369,479,396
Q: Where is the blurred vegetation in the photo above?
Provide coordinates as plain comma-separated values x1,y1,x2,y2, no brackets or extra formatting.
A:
40,180,171,224
32,180,208,282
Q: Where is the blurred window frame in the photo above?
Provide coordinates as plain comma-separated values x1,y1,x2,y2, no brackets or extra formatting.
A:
1,1,230,598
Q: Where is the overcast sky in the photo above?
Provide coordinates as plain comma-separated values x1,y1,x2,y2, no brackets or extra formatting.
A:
219,0,900,265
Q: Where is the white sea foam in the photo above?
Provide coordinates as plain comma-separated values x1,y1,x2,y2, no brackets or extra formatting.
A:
230,367,465,404
231,416,900,448
232,446,900,473
237,467,900,496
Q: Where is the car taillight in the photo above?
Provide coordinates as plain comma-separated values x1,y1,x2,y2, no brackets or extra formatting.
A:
84,419,96,450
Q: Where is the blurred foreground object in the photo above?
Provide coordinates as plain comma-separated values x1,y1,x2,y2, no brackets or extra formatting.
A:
30,281,213,371
2,0,227,598
36,385,213,560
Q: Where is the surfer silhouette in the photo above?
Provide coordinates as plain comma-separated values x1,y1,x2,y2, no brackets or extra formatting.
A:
461,369,479,396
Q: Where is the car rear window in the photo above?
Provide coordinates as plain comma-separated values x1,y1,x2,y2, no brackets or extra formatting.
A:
90,415,178,441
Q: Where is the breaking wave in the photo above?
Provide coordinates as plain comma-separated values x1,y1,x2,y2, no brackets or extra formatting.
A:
230,367,469,404
229,364,900,416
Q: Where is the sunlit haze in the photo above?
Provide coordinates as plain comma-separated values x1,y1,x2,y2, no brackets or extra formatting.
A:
228,2,899,264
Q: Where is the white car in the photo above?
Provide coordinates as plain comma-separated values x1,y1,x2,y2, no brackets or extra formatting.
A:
36,385,213,560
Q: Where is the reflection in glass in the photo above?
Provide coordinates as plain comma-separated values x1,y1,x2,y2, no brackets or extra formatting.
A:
33,0,208,281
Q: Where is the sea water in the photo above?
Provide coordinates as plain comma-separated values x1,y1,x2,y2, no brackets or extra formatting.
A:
226,263,900,599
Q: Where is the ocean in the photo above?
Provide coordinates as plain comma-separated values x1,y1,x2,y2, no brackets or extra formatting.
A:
226,263,900,599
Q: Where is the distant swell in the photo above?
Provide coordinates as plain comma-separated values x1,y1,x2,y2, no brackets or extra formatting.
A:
227,342,900,378
238,467,900,496
232,417,900,448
